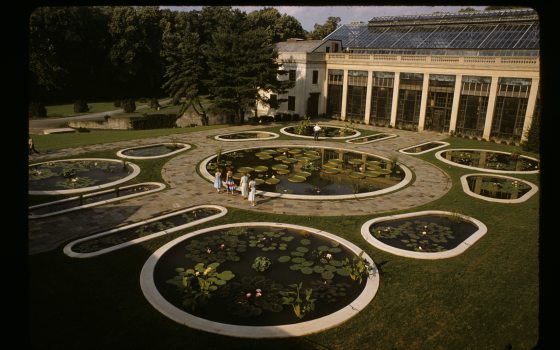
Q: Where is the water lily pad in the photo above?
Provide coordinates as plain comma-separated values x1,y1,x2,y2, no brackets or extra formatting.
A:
296,246,309,253
276,147,290,153
254,166,269,172
327,159,344,164
321,270,335,280
323,168,340,175
255,178,265,186
350,172,365,179
304,151,320,156
295,171,312,178
378,169,392,175
265,178,280,185
233,173,244,180
276,169,290,175
237,166,254,173
288,175,306,183
262,149,277,154
271,164,289,170
278,256,291,263
366,160,381,166
364,171,381,178
367,165,382,171
306,155,321,161
348,159,364,165
300,239,311,245
257,155,273,160
288,149,302,154
274,155,288,161
255,152,270,157
301,267,314,274
282,158,298,164
313,265,324,273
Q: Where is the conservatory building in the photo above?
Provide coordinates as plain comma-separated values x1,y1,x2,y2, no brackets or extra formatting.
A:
264,8,540,143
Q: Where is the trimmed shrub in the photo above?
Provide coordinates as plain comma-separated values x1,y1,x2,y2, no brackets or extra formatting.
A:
29,101,47,118
73,99,89,113
122,99,136,113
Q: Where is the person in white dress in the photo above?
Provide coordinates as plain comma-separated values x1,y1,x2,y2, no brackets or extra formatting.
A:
240,173,249,199
248,178,257,206
213,169,222,193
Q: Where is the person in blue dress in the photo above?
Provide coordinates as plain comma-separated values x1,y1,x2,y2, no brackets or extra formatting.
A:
225,168,236,195
213,169,223,193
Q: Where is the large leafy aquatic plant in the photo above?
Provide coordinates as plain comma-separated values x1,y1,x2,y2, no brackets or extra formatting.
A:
280,282,316,319
218,276,285,318
167,262,235,311
343,251,374,285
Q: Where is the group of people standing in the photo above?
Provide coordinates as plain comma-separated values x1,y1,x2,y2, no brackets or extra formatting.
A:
213,168,257,206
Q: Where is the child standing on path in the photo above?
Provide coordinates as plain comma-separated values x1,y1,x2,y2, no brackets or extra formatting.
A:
213,169,223,193
248,177,257,206
225,168,236,195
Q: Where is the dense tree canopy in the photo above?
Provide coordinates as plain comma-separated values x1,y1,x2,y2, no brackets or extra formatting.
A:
29,5,303,119
308,16,341,39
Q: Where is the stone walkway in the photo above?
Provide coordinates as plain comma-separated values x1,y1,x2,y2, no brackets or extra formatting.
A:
28,121,451,254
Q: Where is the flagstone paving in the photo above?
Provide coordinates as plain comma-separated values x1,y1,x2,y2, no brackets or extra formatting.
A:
28,121,451,255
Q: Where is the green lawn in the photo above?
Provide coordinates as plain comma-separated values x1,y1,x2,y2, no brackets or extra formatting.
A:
29,134,539,349
33,125,227,151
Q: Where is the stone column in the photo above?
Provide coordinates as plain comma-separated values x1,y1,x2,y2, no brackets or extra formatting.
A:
449,74,462,134
482,76,499,141
389,72,400,127
364,71,373,124
341,69,349,121
417,73,430,132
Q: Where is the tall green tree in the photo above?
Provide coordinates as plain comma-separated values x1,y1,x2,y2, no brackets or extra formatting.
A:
107,6,164,98
29,6,111,103
247,7,305,42
161,11,209,124
308,16,341,39
202,8,293,123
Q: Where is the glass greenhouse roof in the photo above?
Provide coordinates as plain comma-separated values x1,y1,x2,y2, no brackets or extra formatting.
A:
324,9,539,52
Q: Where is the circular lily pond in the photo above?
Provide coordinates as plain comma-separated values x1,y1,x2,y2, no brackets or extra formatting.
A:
435,149,539,174
117,143,190,159
140,223,379,338
29,158,140,195
280,124,360,139
200,145,411,199
214,131,280,141
460,173,538,203
361,211,487,259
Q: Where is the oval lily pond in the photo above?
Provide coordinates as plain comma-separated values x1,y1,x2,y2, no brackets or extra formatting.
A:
361,211,487,259
280,125,360,139
201,146,410,199
117,143,190,159
141,223,379,337
214,131,280,141
29,158,140,195
460,174,538,203
435,149,539,173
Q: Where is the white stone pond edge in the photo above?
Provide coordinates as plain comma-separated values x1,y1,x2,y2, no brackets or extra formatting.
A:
360,210,488,260
199,144,413,200
116,143,191,159
29,182,166,219
140,222,380,338
63,205,227,258
460,173,539,204
434,148,540,174
398,141,450,155
345,133,398,144
29,158,141,195
280,125,361,140
214,131,280,141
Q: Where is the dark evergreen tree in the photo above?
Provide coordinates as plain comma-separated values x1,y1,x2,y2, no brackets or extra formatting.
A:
523,115,540,153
